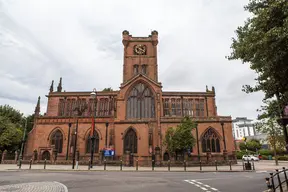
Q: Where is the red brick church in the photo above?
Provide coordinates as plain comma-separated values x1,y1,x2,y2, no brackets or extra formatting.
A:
25,30,235,165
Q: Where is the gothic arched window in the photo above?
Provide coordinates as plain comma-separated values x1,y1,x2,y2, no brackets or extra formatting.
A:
123,128,138,153
51,130,63,153
86,131,99,153
201,128,221,153
126,83,155,119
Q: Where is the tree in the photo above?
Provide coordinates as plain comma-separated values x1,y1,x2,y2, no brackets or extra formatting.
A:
163,116,196,157
102,87,113,92
0,116,23,151
239,139,262,152
0,105,24,126
227,0,288,114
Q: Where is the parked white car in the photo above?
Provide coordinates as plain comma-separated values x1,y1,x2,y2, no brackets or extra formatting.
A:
242,155,259,161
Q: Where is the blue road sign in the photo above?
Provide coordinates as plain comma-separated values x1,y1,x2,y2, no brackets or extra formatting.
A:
104,149,115,157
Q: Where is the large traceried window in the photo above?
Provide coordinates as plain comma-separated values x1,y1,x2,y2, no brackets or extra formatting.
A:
183,99,193,116
163,98,170,116
176,98,182,116
126,83,155,119
201,128,221,153
51,130,63,153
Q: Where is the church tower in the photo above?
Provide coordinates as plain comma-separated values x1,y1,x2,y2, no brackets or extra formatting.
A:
122,30,159,83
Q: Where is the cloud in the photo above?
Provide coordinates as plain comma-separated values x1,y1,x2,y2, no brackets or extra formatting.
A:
0,0,263,119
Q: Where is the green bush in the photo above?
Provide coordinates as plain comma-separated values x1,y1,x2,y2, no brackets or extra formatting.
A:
277,156,288,161
262,155,268,160
258,149,273,156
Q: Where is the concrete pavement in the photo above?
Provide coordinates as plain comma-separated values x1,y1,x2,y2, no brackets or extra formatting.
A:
1,160,288,172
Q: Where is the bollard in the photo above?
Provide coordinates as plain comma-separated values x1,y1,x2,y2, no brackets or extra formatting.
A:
44,159,46,169
184,160,186,171
104,159,107,171
19,159,22,169
88,160,91,170
229,160,232,171
242,160,244,170
276,169,283,192
29,159,32,170
215,160,218,171
252,160,255,170
136,160,138,171
120,159,123,171
152,160,154,171
168,160,170,171
199,160,202,171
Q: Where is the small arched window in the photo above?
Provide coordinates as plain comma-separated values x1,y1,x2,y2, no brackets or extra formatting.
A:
51,130,63,153
123,128,137,153
86,131,100,153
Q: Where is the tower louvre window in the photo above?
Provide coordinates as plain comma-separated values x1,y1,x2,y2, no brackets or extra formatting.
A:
133,64,139,75
141,64,147,75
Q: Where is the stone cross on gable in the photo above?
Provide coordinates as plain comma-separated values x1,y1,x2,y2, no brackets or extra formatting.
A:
284,105,288,116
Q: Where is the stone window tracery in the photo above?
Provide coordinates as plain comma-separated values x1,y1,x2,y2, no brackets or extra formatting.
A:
201,128,221,153
126,83,155,119
86,131,99,153
163,98,170,116
124,128,137,153
51,130,63,153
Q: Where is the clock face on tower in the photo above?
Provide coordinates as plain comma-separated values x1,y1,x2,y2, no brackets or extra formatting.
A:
134,44,146,55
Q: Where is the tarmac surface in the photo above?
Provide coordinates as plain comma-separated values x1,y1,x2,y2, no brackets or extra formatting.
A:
0,160,287,192
0,170,269,192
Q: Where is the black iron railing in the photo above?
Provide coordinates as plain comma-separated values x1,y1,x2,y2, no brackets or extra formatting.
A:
266,167,288,192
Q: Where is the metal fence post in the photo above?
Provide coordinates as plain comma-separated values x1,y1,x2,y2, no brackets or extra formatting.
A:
19,159,22,169
44,159,46,169
276,169,283,192
184,160,186,171
168,160,170,171
283,167,288,189
120,159,123,171
136,159,138,171
88,159,91,170
152,160,154,171
229,160,232,171
29,159,32,170
242,160,244,170
215,160,218,171
270,173,275,191
199,160,202,171
252,161,255,170
104,159,106,171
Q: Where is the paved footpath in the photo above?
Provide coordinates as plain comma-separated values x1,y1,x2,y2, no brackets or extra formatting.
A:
1,160,288,172
0,181,68,192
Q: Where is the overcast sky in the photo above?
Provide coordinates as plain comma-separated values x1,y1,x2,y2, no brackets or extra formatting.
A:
0,0,263,119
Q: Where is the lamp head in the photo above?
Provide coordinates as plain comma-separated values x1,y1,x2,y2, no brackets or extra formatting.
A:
90,88,97,98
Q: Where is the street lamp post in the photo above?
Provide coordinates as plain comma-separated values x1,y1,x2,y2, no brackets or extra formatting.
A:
195,123,200,161
18,118,28,166
72,97,87,169
90,88,97,168
66,122,72,160
105,122,109,148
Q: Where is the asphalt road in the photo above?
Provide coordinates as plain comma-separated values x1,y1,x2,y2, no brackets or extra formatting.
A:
0,170,269,192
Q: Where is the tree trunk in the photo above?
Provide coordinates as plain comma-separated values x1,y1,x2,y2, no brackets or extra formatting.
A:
272,122,279,166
